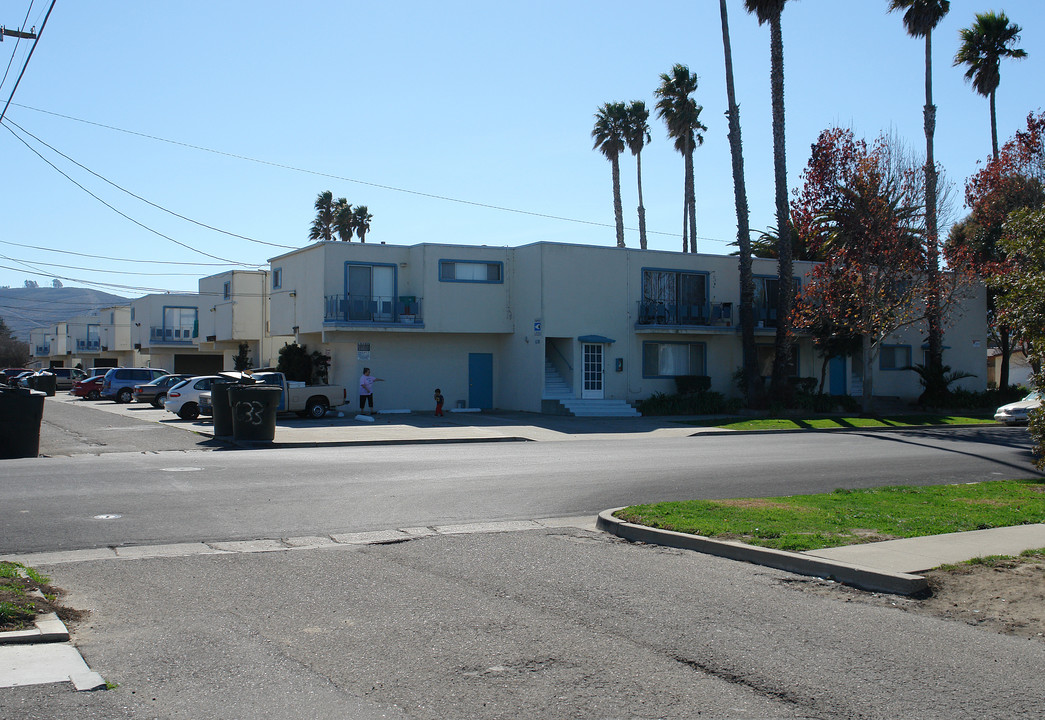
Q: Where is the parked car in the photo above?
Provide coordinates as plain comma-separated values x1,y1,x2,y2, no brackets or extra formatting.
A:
101,367,170,403
44,367,88,390
133,373,195,408
2,368,33,385
164,375,223,420
994,390,1042,425
72,375,106,400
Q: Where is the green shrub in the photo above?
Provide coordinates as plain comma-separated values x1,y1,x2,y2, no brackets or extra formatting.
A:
675,375,711,395
637,390,741,416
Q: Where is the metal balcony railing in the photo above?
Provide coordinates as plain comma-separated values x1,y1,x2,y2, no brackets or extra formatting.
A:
636,301,735,327
150,327,198,344
324,295,424,325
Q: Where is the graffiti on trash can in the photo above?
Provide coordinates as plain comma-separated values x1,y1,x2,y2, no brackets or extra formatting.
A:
234,400,266,426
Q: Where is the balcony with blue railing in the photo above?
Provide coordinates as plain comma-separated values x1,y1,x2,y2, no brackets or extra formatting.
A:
77,339,101,352
34,344,50,356
324,295,424,327
636,300,735,330
150,326,198,345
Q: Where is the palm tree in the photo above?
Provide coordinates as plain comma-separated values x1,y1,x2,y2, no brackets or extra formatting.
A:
890,0,950,386
954,11,1028,158
309,190,336,242
333,198,355,242
654,64,706,253
353,205,373,243
592,102,628,248
744,0,792,401
623,101,652,250
719,0,759,404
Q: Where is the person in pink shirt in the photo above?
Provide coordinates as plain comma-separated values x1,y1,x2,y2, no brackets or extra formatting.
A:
358,367,383,415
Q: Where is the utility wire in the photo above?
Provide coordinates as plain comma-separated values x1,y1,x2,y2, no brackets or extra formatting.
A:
7,103,729,242
0,1,35,91
0,254,206,276
0,0,54,124
3,116,298,250
1,120,263,266
0,239,241,267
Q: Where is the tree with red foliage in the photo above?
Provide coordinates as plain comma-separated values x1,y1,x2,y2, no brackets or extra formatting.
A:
947,111,1045,388
793,129,975,411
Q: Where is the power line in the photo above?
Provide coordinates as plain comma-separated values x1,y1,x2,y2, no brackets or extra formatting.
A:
8,102,712,241
2,116,298,251
1,120,263,265
0,1,35,91
0,238,243,267
0,253,209,276
0,0,53,124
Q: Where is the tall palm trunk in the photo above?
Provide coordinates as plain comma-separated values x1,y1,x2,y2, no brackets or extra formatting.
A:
720,0,759,403
681,186,689,253
923,29,944,379
636,152,647,250
768,12,793,400
990,89,999,159
685,141,697,253
611,155,625,248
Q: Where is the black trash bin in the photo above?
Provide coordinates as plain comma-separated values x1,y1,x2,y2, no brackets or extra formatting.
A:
0,387,46,459
210,380,234,437
228,384,281,443
34,372,57,397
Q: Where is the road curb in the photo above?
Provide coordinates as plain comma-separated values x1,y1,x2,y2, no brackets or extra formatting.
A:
0,613,69,645
596,508,929,596
202,435,534,449
684,422,1001,438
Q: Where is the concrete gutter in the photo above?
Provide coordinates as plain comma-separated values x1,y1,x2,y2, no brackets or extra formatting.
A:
597,508,928,596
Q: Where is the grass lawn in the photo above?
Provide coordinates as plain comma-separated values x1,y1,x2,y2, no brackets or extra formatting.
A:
615,480,1045,552
683,414,996,431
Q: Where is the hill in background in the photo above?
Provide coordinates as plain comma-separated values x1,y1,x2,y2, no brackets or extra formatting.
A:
0,286,129,341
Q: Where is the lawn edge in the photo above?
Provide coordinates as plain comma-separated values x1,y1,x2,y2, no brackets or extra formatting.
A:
597,508,928,596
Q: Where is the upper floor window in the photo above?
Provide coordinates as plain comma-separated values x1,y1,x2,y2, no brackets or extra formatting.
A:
272,268,282,290
640,269,708,324
753,275,800,328
163,307,198,339
223,281,231,300
439,260,503,283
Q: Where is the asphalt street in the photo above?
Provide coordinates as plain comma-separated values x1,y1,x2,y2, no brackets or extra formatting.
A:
2,397,1043,718
5,528,1045,719
3,398,1039,555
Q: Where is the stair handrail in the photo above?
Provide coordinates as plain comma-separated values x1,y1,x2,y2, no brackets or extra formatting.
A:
550,343,573,373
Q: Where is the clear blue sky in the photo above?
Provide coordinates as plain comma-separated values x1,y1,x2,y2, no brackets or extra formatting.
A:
1,1,1043,296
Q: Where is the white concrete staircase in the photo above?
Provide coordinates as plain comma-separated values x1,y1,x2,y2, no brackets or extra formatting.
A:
543,362,641,417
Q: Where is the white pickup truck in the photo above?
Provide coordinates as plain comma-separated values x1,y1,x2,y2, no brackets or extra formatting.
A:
201,371,347,419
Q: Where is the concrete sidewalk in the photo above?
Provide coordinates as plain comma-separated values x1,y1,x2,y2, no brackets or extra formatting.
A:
197,407,724,446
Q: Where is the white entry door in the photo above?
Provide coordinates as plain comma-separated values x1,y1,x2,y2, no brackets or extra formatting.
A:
582,343,604,399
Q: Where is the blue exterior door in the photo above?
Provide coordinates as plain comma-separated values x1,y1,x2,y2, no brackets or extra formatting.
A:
829,355,847,396
468,353,493,409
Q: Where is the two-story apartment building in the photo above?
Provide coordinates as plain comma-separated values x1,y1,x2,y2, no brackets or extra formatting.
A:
268,240,987,414
130,293,222,374
196,270,292,370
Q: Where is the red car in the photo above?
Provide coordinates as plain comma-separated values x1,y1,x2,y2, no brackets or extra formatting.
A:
72,374,106,400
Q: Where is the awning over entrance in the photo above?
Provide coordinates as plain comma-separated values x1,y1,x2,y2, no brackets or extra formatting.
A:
577,335,615,344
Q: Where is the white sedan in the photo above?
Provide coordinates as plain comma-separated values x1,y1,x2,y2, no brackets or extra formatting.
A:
164,375,223,420
994,390,1042,425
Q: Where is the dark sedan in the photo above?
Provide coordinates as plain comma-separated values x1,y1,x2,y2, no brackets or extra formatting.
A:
133,373,194,409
